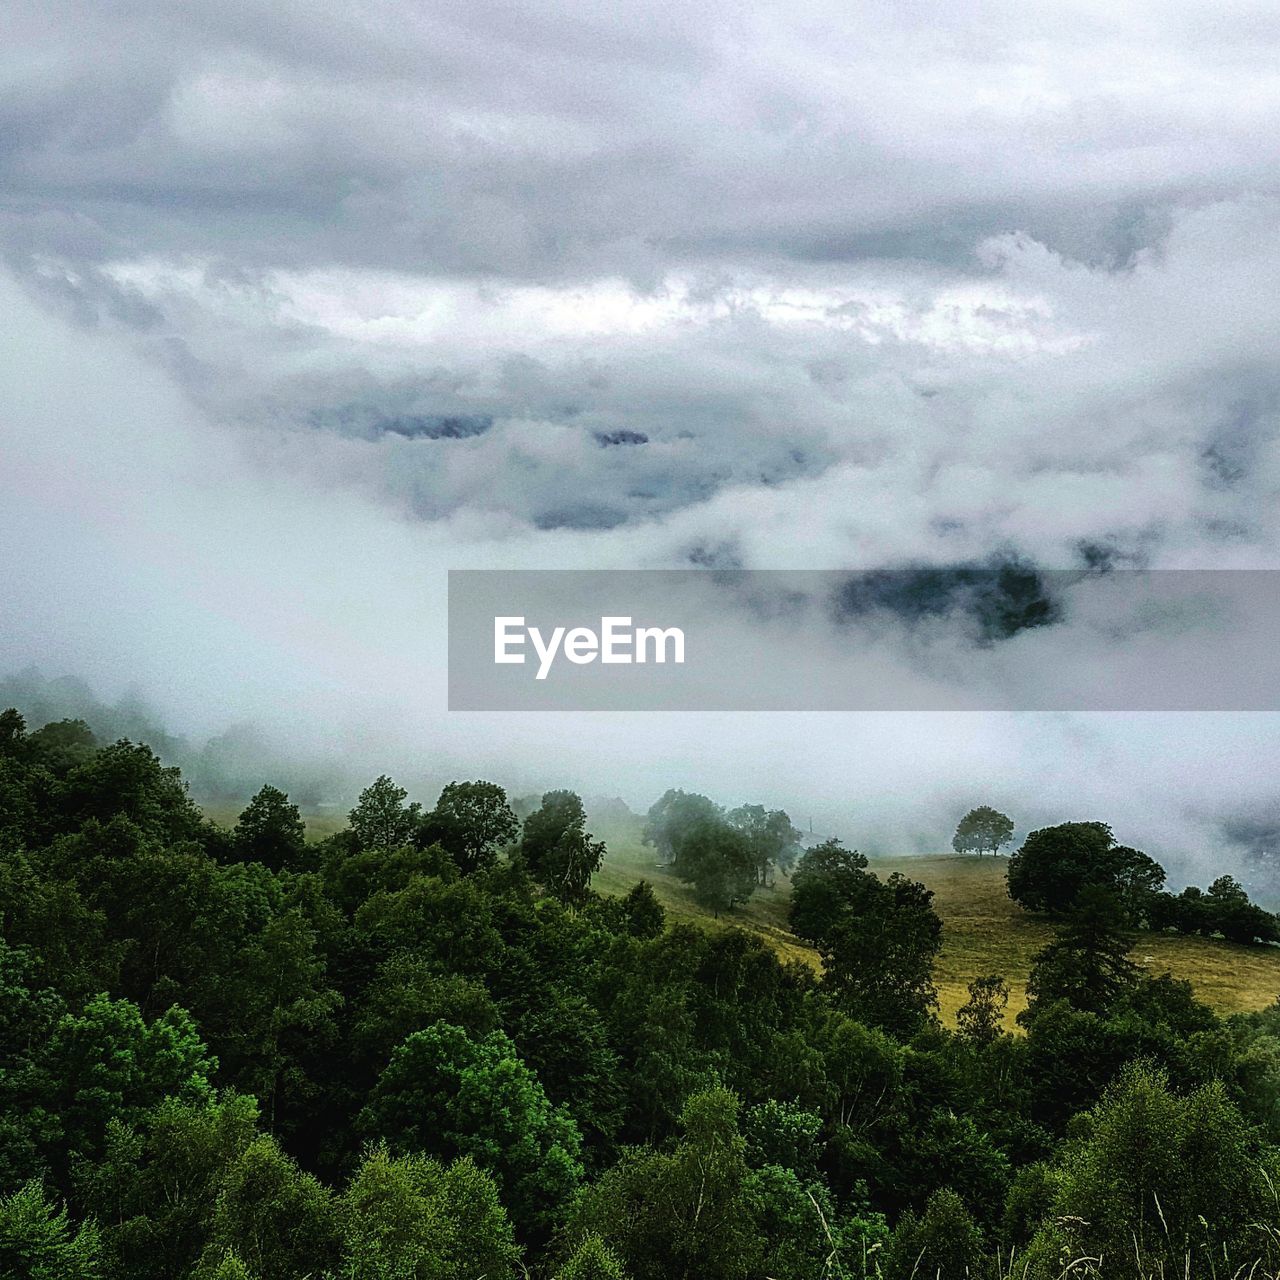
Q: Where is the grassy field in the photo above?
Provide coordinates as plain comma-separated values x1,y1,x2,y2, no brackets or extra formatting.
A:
204,800,1280,1030
591,819,1280,1029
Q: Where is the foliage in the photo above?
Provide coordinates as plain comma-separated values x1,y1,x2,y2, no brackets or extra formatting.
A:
360,1020,583,1240
956,974,1009,1044
348,776,421,853
74,1092,261,1280
332,1144,520,1280
565,1088,764,1280
555,1233,630,1280
522,790,607,905
1149,874,1280,944
880,1187,983,1280
0,1180,101,1279
726,804,802,884
420,779,519,874
952,806,1014,856
232,786,307,873
193,1134,337,1280
1022,888,1139,1020
4,708,1280,1280
791,841,941,1035
1021,1064,1280,1278
1006,821,1166,919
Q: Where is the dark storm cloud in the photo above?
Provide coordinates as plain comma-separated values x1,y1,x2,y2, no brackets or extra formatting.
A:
7,0,1280,276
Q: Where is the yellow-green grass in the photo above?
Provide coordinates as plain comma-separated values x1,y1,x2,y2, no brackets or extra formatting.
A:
874,855,1280,1027
595,833,1280,1031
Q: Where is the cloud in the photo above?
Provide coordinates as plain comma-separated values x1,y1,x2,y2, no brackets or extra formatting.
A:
41,197,1277,571
6,0,1280,274
4,3,1280,881
2,259,1279,886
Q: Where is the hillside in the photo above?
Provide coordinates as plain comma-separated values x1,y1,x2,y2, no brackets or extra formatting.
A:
207,798,1280,1029
591,819,1280,1028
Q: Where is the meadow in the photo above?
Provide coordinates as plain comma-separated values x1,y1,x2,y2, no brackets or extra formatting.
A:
590,815,1280,1028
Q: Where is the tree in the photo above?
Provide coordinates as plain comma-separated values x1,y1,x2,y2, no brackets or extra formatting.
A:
1022,887,1138,1020
881,1188,983,1280
620,881,665,938
956,974,1009,1045
361,1021,583,1241
641,790,722,864
194,1134,337,1280
743,1161,878,1280
743,1100,823,1177
522,791,606,905
820,873,941,1034
556,1234,629,1280
0,1181,101,1280
1022,1065,1276,1279
75,1092,260,1280
789,839,873,943
726,804,801,886
791,844,941,1036
672,817,756,914
27,718,98,773
197,1251,256,1280
420,780,519,874
348,776,421,852
351,954,499,1071
333,1145,519,1280
60,740,202,844
500,982,623,1153
952,806,1014,857
232,786,306,873
1006,821,1165,919
0,707,27,756
43,993,216,1168
1204,875,1280,944
565,1089,763,1280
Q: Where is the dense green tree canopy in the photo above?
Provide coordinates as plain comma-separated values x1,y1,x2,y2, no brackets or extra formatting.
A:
1,706,1279,1280
360,1020,583,1240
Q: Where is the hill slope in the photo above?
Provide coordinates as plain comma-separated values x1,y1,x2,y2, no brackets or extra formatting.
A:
593,823,1280,1028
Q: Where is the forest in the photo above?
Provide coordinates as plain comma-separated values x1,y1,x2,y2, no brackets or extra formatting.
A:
3,709,1280,1280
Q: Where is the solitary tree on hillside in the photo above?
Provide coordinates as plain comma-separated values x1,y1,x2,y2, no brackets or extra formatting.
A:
952,807,1014,857
641,789,721,865
674,818,757,915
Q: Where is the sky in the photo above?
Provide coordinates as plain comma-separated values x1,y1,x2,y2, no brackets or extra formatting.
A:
4,0,1280,872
